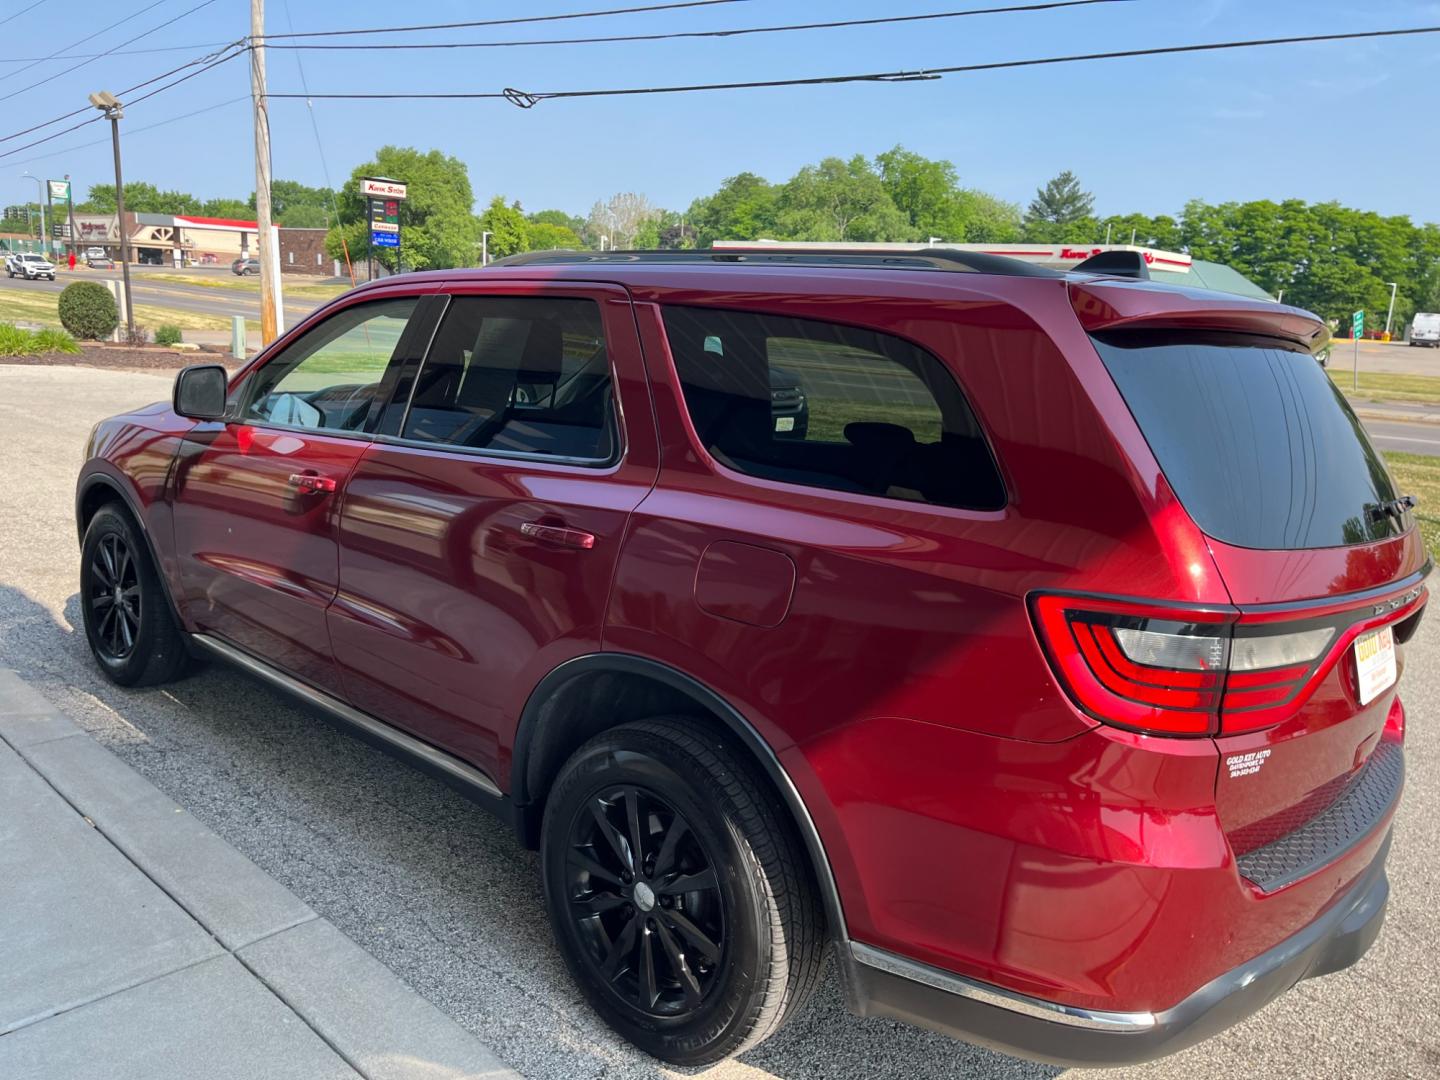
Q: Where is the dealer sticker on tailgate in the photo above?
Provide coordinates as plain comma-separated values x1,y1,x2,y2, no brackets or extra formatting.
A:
1355,625,1397,705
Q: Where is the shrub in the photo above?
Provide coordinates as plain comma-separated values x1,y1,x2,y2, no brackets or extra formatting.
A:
0,323,36,357
124,324,150,346
58,281,118,339
155,324,183,347
32,328,79,355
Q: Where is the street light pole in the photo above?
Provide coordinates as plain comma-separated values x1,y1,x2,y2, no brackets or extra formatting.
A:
20,172,44,251
1385,282,1398,338
481,230,492,266
89,93,134,337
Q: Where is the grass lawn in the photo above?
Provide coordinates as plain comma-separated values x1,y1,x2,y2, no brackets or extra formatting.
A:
1328,368,1440,405
146,272,348,302
0,289,248,333
1381,451,1440,560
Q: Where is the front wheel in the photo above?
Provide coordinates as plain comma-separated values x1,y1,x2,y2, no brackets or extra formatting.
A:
541,717,825,1066
81,505,190,686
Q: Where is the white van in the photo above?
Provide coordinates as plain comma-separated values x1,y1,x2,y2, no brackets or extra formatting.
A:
1412,312,1440,347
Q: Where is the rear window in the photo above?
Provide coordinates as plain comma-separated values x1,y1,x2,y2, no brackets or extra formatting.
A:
1093,332,1403,550
661,306,1004,511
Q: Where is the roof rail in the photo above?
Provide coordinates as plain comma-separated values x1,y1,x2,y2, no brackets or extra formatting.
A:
487,247,1065,278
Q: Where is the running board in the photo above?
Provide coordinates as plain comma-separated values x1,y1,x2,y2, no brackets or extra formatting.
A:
191,633,503,799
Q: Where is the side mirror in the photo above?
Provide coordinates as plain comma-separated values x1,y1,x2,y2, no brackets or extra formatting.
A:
173,364,229,421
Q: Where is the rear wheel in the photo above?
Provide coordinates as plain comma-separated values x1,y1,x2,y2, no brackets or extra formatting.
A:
81,505,189,686
541,717,825,1066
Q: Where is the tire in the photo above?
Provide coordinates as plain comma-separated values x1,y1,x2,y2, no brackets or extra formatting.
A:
541,717,825,1066
80,504,190,687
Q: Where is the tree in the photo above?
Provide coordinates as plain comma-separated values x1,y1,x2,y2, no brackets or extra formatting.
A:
687,172,778,247
1024,170,1096,243
523,220,583,251
775,155,913,242
586,192,658,248
200,198,252,219
874,146,1022,242
476,196,528,261
528,208,586,236
326,146,480,272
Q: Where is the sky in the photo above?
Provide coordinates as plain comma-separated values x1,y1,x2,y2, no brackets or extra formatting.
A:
1,0,1437,224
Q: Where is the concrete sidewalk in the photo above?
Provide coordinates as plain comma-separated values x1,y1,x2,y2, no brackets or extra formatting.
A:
1351,398,1440,426
0,669,520,1080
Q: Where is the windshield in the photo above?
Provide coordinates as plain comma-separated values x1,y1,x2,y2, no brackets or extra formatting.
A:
1093,331,1405,550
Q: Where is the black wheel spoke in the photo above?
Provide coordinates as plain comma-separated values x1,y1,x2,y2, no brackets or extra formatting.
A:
591,799,634,873
654,919,704,1007
624,788,646,872
98,538,117,583
117,607,135,650
654,816,687,877
568,848,623,888
601,916,639,982
658,868,717,897
661,908,721,963
573,890,628,917
92,593,115,610
638,924,659,1009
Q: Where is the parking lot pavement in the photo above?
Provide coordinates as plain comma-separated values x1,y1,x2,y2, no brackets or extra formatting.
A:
1,362,1437,1079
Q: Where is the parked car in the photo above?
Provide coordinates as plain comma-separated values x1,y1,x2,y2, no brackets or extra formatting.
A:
76,248,1423,1067
6,252,56,280
86,253,115,269
1411,312,1440,348
232,256,260,276
84,246,107,260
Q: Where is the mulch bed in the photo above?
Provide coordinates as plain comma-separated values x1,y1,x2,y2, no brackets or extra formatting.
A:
3,342,239,371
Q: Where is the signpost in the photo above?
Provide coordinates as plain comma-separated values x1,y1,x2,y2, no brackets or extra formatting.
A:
1353,310,1364,391
47,179,75,259
363,177,406,279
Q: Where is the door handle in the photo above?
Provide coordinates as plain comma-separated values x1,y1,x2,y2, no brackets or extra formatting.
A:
288,472,338,495
519,521,596,550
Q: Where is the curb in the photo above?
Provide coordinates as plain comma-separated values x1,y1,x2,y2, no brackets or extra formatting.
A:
0,669,521,1080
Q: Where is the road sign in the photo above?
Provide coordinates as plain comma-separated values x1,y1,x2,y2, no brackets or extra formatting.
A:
361,177,407,200
1352,310,1364,339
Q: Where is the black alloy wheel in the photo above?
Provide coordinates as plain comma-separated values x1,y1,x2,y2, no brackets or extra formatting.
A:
541,718,825,1065
564,784,726,1017
88,532,141,661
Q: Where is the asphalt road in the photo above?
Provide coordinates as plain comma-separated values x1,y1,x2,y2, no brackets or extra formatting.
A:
1,364,1437,1079
0,264,329,320
1365,418,1440,456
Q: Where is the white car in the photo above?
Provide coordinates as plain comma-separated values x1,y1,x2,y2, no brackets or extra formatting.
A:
1411,312,1440,348
6,252,56,280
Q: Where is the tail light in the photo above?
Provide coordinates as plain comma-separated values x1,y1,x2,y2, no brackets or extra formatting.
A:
1030,593,1380,737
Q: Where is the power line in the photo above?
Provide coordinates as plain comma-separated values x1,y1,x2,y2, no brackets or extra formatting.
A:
1,96,249,170
0,39,245,145
0,45,247,160
258,0,755,40
0,42,233,63
263,25,1440,106
262,0,1136,53
0,0,170,87
0,0,46,29
0,0,226,107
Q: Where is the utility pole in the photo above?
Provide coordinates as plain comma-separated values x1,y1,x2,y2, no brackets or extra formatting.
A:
250,0,278,346
88,94,135,337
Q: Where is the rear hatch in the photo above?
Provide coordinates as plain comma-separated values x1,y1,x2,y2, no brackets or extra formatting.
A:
1075,281,1426,891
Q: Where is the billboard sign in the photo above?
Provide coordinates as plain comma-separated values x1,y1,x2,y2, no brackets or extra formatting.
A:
47,179,71,201
361,177,407,200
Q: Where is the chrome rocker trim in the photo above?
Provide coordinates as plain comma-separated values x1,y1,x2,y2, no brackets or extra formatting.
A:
192,633,502,799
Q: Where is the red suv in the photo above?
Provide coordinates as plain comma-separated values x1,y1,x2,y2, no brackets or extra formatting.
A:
76,249,1422,1066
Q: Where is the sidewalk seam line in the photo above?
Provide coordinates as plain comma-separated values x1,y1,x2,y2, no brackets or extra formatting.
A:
0,727,365,1075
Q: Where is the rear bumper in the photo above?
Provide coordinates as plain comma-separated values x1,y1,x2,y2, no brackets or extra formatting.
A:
838,830,1391,1067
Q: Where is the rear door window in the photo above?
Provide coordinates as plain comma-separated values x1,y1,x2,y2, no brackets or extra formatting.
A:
1093,331,1404,549
661,306,1004,510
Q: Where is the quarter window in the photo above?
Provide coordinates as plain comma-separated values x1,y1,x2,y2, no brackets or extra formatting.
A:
401,296,615,461
661,306,1004,510
243,297,417,433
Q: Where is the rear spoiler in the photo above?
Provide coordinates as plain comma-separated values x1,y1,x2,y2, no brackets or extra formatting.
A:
1072,250,1150,281
1070,279,1328,351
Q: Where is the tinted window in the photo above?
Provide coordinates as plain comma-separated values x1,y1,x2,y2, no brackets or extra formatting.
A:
662,306,1004,510
243,298,417,433
1094,332,1403,549
402,296,614,461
